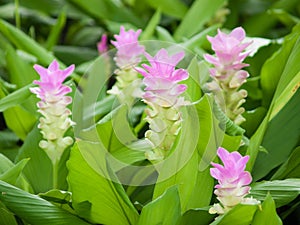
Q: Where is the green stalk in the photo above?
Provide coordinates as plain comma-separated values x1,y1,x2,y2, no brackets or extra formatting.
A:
52,160,59,189
14,0,21,29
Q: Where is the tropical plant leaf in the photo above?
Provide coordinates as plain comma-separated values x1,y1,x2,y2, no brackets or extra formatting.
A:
271,146,300,180
252,193,282,225
153,95,217,212
210,204,258,225
0,180,91,225
0,84,33,112
260,22,300,108
3,105,37,140
67,141,139,225
67,0,143,27
145,0,188,19
251,89,300,180
251,179,300,208
176,208,215,225
140,9,161,40
45,10,66,51
0,201,18,225
174,0,225,41
137,186,181,225
16,125,69,193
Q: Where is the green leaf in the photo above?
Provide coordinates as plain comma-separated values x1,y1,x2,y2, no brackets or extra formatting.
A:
137,186,181,225
73,56,111,131
252,89,300,180
0,155,31,192
196,95,223,171
268,9,300,27
140,9,161,40
67,0,143,27
174,0,225,41
270,70,300,119
210,204,258,225
6,47,38,89
67,141,139,225
39,189,74,214
0,158,29,185
260,23,300,108
0,19,81,82
247,25,300,174
176,208,215,225
153,95,217,211
0,84,33,112
3,105,37,140
39,189,71,204
271,146,300,180
19,0,65,14
0,130,19,161
183,57,203,102
0,201,18,225
0,19,54,65
243,0,300,36
251,179,300,208
46,10,66,51
221,134,242,151
180,25,219,51
0,153,15,173
80,105,137,153
242,107,267,137
110,140,148,171
53,45,97,65
252,193,282,225
145,0,188,19
16,125,69,193
0,180,91,225
156,26,175,42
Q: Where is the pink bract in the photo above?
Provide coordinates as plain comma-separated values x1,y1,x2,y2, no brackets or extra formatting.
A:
111,26,145,68
30,60,74,102
204,27,251,72
210,147,252,189
97,34,108,54
136,48,188,107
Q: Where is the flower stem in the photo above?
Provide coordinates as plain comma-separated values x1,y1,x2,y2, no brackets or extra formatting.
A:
52,160,59,189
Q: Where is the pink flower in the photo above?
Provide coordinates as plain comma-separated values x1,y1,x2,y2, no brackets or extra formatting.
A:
30,60,75,163
111,26,145,68
203,27,251,125
210,147,254,213
204,27,251,75
136,48,189,107
97,34,108,54
30,60,74,103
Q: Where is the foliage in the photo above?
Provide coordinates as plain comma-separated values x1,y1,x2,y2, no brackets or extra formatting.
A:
0,0,300,224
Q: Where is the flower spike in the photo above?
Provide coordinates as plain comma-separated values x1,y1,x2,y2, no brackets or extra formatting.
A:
209,147,260,214
107,26,145,105
136,48,189,161
30,60,75,165
204,27,251,125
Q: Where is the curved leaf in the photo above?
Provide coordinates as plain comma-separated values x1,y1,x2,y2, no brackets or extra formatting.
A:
0,180,91,225
67,141,139,225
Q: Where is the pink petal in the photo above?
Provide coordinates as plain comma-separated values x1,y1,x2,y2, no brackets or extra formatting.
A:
230,27,246,41
49,60,59,71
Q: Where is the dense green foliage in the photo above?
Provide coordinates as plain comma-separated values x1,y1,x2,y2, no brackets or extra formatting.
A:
0,0,300,224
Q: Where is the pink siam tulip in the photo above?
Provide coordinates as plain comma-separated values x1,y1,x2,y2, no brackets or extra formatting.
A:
136,49,189,160
204,27,251,125
97,34,111,78
108,26,145,105
30,60,75,166
111,26,144,68
209,147,260,214
97,34,109,54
